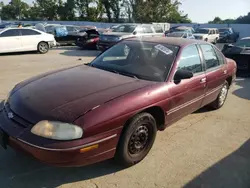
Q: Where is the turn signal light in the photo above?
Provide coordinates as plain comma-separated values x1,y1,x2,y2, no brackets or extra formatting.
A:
79,144,99,153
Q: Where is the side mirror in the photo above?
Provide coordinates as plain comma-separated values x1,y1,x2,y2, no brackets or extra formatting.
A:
133,31,137,35
174,69,193,83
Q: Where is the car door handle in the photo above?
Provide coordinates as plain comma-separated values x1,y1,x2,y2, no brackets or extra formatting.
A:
200,78,206,83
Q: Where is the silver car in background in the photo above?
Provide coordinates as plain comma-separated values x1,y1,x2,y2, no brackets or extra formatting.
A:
97,24,165,51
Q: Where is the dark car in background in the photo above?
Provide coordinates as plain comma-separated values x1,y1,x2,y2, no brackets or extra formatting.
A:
222,37,250,74
0,37,236,167
218,28,239,43
76,29,100,49
97,24,164,51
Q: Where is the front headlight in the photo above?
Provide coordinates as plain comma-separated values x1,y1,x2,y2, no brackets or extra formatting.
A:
31,120,83,140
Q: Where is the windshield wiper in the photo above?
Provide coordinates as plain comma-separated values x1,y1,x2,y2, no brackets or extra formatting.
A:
118,71,139,79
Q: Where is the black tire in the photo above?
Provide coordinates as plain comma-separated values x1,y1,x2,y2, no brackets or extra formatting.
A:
205,38,208,42
37,42,49,54
115,112,157,167
209,81,229,110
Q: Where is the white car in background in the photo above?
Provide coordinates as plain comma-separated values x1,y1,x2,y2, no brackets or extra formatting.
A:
0,28,56,54
193,28,219,43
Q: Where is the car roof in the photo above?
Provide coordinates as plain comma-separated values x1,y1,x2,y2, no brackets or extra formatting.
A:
241,37,250,40
126,37,207,47
200,28,218,30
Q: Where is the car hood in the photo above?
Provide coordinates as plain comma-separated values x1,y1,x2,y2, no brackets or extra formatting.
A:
8,65,152,125
193,33,207,37
223,46,250,55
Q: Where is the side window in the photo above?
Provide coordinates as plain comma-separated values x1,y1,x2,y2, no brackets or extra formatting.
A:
215,29,219,34
153,25,163,33
135,27,144,34
183,33,187,38
66,26,74,32
211,30,215,34
0,29,20,37
21,29,41,36
178,45,203,74
214,47,225,65
143,26,154,33
200,44,220,70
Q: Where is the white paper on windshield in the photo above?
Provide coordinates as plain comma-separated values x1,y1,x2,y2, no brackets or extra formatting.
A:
154,44,173,55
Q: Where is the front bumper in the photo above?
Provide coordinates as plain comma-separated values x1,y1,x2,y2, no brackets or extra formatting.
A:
48,40,57,48
0,102,120,167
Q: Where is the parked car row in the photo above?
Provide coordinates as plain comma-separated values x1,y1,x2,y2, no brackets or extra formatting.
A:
166,25,240,44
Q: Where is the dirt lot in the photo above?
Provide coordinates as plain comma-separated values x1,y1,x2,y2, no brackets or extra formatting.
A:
0,47,249,188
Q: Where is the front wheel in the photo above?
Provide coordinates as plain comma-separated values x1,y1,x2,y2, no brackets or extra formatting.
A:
37,42,49,54
209,81,229,110
115,112,157,167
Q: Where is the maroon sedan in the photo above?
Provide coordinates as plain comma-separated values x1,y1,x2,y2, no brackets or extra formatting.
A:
0,37,236,167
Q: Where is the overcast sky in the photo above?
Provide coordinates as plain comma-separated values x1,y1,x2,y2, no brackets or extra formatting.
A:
2,0,250,23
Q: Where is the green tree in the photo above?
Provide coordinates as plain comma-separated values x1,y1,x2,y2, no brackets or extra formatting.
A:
35,0,59,20
0,0,29,20
57,0,76,20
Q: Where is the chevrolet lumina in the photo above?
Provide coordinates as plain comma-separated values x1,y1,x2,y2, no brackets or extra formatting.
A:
0,37,236,167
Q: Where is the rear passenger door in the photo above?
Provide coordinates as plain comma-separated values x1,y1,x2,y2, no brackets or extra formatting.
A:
199,44,227,106
20,29,42,51
167,44,206,125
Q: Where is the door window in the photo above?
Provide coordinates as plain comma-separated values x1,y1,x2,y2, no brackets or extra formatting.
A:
153,25,163,33
143,26,154,33
21,29,41,36
214,47,225,65
200,44,220,70
178,45,203,74
211,30,215,34
0,29,20,37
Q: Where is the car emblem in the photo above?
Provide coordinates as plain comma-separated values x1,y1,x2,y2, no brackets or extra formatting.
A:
8,112,14,119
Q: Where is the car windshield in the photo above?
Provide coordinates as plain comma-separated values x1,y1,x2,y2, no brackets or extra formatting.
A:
235,39,250,48
112,25,137,33
219,28,229,33
167,32,184,37
90,41,179,82
195,29,209,34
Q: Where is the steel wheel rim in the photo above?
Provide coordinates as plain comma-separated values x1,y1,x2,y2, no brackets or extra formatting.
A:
128,125,150,155
219,85,228,106
39,43,48,53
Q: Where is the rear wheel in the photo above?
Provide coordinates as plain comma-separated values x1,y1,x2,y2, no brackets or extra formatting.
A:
205,38,208,42
37,42,49,54
209,81,229,110
115,113,157,167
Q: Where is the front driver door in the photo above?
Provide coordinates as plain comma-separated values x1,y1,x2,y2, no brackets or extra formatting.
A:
166,44,206,125
0,29,22,53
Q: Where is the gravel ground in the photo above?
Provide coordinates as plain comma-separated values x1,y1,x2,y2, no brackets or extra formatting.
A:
0,47,249,188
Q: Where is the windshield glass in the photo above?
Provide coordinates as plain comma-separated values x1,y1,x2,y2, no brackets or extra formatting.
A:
219,28,229,33
91,41,179,82
112,25,137,33
195,29,209,34
167,32,184,37
235,39,250,48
